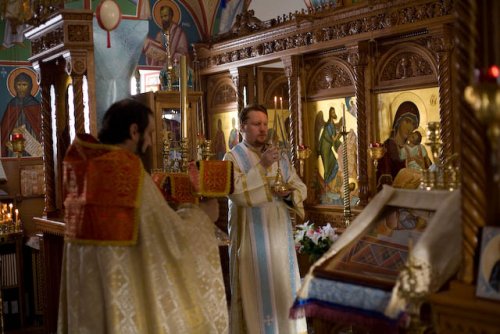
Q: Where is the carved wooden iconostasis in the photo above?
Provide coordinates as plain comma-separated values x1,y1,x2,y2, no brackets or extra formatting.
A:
257,67,290,145
196,0,454,231
206,74,239,160
206,67,293,161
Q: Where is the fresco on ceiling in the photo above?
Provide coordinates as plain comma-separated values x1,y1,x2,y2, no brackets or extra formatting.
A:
137,0,246,68
0,0,243,126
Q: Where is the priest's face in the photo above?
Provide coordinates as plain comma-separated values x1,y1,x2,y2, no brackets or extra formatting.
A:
136,115,155,155
241,110,268,147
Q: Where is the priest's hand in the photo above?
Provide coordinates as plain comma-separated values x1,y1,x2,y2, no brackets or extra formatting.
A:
273,189,292,198
260,146,279,168
199,198,219,222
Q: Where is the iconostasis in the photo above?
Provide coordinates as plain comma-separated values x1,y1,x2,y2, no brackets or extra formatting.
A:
302,86,439,208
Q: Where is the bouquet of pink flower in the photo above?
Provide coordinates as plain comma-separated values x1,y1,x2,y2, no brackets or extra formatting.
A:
294,221,339,263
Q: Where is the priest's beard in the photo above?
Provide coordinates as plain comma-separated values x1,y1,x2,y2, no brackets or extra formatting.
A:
136,132,147,159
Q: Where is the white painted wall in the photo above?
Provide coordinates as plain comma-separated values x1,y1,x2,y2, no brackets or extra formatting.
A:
248,0,307,21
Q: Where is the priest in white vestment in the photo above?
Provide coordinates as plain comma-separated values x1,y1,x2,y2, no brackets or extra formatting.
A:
224,104,308,334
57,99,228,333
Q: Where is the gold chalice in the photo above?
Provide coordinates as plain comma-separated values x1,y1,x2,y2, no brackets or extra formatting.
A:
368,142,386,174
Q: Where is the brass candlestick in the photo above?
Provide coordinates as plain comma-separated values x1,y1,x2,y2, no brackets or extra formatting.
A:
340,105,351,226
179,138,189,173
421,122,460,191
162,130,171,172
202,139,215,160
159,31,173,91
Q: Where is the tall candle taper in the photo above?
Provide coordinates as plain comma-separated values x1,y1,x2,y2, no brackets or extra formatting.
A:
342,103,346,128
180,55,188,139
341,103,351,226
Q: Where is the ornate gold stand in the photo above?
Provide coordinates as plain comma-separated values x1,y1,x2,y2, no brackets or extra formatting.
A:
297,145,311,178
368,143,386,175
340,125,351,227
421,122,460,191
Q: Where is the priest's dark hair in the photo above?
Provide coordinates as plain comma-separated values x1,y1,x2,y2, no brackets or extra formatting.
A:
98,98,153,145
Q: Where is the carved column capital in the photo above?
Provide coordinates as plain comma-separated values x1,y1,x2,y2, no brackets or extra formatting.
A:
230,67,247,111
281,55,299,78
64,50,88,76
64,50,87,134
347,42,369,67
229,67,239,87
427,25,454,54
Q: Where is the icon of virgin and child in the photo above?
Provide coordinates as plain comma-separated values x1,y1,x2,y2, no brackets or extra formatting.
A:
376,101,432,190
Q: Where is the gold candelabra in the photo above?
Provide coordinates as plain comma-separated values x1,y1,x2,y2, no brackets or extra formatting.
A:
200,139,215,161
0,203,22,235
420,122,460,191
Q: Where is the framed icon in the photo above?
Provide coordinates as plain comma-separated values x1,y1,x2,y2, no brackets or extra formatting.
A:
476,226,500,301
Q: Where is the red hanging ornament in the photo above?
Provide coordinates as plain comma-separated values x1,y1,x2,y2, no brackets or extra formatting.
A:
96,0,122,48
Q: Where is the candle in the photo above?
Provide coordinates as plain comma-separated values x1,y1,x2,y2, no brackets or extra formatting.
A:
342,103,346,129
274,96,277,111
280,97,283,113
11,132,23,141
8,203,12,214
15,209,19,223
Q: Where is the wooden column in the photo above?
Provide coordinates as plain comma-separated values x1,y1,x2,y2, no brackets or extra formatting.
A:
429,26,456,163
64,51,88,134
35,61,57,216
282,55,300,169
454,0,487,284
348,43,369,206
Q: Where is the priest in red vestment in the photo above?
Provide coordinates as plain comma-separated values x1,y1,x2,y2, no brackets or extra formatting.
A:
58,99,228,333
